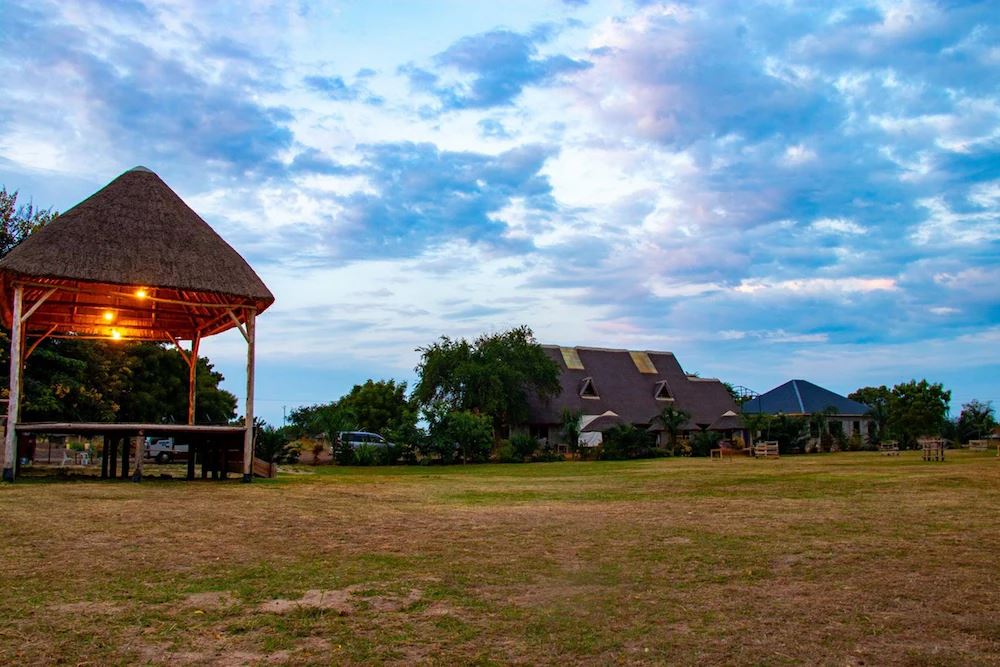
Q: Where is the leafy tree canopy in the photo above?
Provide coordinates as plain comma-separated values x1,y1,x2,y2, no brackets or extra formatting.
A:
887,379,951,447
412,326,560,434
5,338,237,424
338,379,417,439
849,385,892,443
956,399,996,443
1,187,56,257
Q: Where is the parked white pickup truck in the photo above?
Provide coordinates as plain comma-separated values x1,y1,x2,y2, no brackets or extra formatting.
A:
145,438,189,464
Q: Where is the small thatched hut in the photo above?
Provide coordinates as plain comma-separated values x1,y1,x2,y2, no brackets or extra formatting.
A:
0,166,274,482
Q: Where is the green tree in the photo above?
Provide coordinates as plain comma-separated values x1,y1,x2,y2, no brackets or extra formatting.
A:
888,380,951,448
288,402,358,463
956,400,996,443
338,379,417,442
1,187,56,257
20,339,121,422
429,410,493,464
768,414,810,455
14,339,236,424
809,406,839,452
560,408,583,458
413,326,560,438
742,412,773,447
849,385,891,444
655,404,690,456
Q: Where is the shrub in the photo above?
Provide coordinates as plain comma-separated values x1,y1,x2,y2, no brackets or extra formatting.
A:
496,440,518,463
510,434,538,461
333,438,355,466
254,419,298,464
426,410,493,464
601,425,657,460
688,430,721,457
353,443,378,466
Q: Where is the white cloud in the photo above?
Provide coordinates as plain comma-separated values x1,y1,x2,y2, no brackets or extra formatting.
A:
811,217,866,235
734,277,897,295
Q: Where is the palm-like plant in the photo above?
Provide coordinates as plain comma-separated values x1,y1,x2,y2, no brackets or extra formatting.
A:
742,412,772,448
560,408,583,458
656,405,691,456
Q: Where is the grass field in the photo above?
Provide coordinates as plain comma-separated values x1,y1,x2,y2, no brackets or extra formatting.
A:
1,451,999,666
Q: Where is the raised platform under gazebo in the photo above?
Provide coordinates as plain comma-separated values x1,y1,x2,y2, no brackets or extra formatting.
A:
0,166,274,482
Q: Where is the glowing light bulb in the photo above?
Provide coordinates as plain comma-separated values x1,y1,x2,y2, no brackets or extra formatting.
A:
110,329,122,340
103,310,114,322
135,288,148,299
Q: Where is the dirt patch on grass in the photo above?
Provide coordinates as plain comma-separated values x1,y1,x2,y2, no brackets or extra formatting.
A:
366,588,422,612
182,591,238,609
260,588,356,614
258,586,422,615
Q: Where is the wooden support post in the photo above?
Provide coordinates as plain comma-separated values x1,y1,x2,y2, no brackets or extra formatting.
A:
121,436,129,479
200,443,208,479
3,285,24,482
219,446,228,480
187,334,200,426
131,434,143,483
187,442,196,481
211,444,219,480
14,435,23,476
242,309,256,483
101,436,109,479
109,437,118,478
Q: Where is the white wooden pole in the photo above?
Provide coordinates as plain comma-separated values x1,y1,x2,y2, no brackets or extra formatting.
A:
187,334,200,425
3,285,24,482
242,309,256,482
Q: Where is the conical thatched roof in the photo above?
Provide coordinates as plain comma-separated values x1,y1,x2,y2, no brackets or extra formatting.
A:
0,167,272,301
0,167,273,341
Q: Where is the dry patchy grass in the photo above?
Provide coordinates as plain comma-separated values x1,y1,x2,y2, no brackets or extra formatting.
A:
1,451,999,665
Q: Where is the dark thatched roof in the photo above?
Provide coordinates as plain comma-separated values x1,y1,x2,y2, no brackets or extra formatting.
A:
0,167,272,302
526,346,742,432
0,167,273,341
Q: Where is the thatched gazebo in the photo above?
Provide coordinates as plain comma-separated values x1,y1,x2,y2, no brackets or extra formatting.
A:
0,166,274,482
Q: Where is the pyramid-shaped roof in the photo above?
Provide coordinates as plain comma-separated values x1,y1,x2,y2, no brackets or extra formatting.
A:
0,167,273,341
0,167,272,301
742,380,870,416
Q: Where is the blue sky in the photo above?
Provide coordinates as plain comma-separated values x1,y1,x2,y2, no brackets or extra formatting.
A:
1,0,997,423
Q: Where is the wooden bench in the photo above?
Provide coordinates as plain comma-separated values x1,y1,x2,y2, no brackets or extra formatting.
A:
878,441,900,456
754,441,779,458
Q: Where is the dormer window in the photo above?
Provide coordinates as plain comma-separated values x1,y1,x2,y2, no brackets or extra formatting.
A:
655,380,673,401
579,377,600,399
